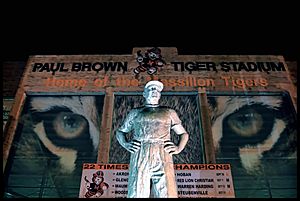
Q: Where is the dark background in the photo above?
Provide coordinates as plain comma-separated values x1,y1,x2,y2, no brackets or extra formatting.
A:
2,2,298,62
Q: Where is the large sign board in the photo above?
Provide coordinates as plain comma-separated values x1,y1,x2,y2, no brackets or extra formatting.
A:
79,163,235,198
3,48,296,198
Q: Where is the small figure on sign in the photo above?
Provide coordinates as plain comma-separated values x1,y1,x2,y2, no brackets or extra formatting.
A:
84,170,109,198
134,47,166,75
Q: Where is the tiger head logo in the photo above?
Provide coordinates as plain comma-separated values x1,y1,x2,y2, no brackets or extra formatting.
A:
134,47,166,75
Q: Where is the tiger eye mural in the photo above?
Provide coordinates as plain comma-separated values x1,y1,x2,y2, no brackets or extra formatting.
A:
5,96,104,198
207,93,297,197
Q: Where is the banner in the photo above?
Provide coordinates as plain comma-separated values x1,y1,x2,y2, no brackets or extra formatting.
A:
79,163,235,198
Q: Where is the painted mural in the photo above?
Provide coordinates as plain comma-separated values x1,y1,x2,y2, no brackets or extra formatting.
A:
207,92,297,197
5,95,104,197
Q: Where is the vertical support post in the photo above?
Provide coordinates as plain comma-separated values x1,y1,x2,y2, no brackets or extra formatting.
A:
198,88,216,164
97,87,114,164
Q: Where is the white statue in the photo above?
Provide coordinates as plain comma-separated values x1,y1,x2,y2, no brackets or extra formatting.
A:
116,80,189,198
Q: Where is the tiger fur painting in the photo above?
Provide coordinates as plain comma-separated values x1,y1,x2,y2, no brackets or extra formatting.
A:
207,93,297,197
5,96,104,198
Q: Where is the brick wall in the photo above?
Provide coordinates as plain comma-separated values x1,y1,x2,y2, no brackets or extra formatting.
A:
3,62,26,97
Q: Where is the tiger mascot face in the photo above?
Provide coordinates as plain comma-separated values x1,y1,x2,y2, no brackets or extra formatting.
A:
92,171,104,185
207,94,297,176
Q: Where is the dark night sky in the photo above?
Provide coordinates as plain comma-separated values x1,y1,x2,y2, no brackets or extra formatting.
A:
3,29,297,62
2,2,298,62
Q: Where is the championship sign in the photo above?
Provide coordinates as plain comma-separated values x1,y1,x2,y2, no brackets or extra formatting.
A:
79,163,235,198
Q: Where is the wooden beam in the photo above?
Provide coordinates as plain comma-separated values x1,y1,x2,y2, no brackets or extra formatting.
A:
97,87,114,163
198,88,216,164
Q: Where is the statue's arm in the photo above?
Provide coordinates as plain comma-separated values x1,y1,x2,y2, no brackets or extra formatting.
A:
176,132,189,153
116,130,128,149
165,127,189,156
116,130,141,153
164,109,189,155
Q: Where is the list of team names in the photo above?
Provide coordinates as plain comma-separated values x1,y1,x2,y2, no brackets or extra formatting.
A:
80,164,235,198
175,170,234,198
111,170,128,198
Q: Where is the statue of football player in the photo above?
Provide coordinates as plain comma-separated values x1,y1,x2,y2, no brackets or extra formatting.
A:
116,80,189,198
